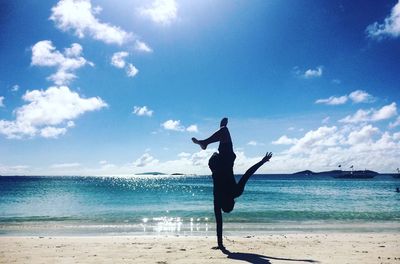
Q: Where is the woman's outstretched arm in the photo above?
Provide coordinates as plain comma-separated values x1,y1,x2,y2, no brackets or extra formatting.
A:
234,152,273,198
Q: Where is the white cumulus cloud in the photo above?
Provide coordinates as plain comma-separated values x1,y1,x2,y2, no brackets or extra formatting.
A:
186,124,198,133
367,0,400,39
126,63,139,77
11,85,19,92
161,120,197,132
340,103,397,123
139,0,178,25
287,126,344,154
347,125,379,145
134,40,153,53
316,95,348,105
111,51,129,68
40,126,67,138
303,66,323,79
111,52,139,78
389,116,400,128
272,135,298,145
316,90,374,106
270,123,400,173
133,153,159,167
349,90,374,103
31,40,92,85
50,0,132,45
247,140,265,146
133,106,153,117
162,119,184,131
0,86,107,139
51,162,81,169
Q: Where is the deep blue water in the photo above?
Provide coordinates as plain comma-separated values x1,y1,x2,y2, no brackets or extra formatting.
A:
0,175,399,235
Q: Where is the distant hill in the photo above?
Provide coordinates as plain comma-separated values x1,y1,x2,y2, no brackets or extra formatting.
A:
292,170,379,176
135,172,167,175
292,170,316,175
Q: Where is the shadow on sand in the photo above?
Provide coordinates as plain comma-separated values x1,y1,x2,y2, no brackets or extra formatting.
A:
220,247,319,264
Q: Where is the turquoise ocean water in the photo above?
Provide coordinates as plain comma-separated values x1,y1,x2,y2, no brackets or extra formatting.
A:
0,175,399,236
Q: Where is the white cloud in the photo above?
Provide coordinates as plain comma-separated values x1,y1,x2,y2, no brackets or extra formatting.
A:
340,103,397,123
139,0,178,25
247,140,257,146
347,125,379,145
247,140,264,146
111,51,128,68
31,40,92,85
111,53,139,78
134,40,153,53
389,116,400,128
270,123,400,173
303,66,323,78
272,135,298,145
340,109,370,124
186,124,198,133
316,95,348,105
349,90,374,103
0,165,30,175
40,126,67,138
322,116,330,124
67,121,75,127
126,63,139,77
371,103,397,121
133,153,159,167
50,0,132,45
162,119,184,131
0,96,4,107
316,90,374,106
366,0,400,39
287,126,344,154
177,152,191,158
51,162,81,168
161,120,196,132
0,86,107,139
11,85,19,92
133,106,153,117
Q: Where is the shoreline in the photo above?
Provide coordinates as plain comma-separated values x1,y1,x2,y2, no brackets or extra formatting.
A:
1,221,400,237
1,233,399,263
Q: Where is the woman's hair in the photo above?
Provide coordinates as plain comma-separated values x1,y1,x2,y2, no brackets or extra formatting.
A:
208,152,220,172
221,199,235,213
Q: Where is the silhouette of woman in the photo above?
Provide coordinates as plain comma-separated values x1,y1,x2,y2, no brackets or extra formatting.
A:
192,118,272,249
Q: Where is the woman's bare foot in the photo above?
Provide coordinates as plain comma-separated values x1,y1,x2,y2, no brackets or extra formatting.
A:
192,137,206,150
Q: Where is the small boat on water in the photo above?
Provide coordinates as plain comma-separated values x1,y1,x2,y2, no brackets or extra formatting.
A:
332,165,377,179
333,170,377,179
393,168,400,179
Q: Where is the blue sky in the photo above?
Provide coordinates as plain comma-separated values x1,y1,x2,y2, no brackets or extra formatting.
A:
0,0,399,175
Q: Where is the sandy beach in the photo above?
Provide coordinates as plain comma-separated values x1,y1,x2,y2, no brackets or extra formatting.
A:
1,233,399,264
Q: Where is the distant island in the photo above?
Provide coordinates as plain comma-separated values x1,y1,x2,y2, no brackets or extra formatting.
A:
135,172,167,175
292,170,379,175
135,172,186,176
293,169,379,177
